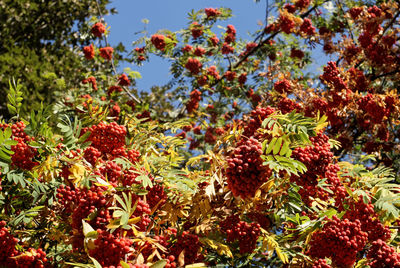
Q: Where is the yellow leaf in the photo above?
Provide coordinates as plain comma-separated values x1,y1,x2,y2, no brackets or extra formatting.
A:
178,249,185,267
128,216,142,224
199,237,233,258
260,179,275,192
185,263,207,268
354,258,369,268
136,253,144,265
106,222,121,229
276,247,289,264
69,163,86,185
315,114,328,133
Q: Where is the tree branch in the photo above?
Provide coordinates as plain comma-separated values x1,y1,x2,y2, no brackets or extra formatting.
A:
95,0,141,104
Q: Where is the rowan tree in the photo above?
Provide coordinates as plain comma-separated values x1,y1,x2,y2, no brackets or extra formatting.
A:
1,1,400,268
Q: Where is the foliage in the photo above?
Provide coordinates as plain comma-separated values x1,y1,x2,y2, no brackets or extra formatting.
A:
0,0,115,118
1,1,400,268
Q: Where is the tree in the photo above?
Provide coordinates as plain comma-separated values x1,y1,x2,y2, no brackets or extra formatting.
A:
1,1,400,267
0,0,115,118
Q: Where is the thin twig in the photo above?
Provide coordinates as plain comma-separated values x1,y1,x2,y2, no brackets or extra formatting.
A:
95,0,141,103
376,9,400,44
369,68,400,81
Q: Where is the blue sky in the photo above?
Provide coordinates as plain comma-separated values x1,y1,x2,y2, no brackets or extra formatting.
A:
105,0,269,92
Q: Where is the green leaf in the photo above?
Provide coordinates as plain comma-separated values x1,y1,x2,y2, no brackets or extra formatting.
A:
7,104,17,114
120,261,132,268
280,139,289,156
89,257,102,268
120,212,129,226
273,138,283,155
4,127,12,139
136,174,153,188
0,150,11,163
82,220,95,236
113,210,124,218
115,195,128,211
77,130,91,144
150,260,167,268
7,79,23,117
85,231,99,239
3,140,18,146
265,137,277,155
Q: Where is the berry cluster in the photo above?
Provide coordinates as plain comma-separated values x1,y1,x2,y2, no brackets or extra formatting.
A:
290,134,345,205
367,239,400,268
134,46,146,62
343,198,391,242
132,198,152,231
209,35,219,46
193,46,206,57
118,73,131,86
0,121,38,170
224,70,236,81
170,231,202,265
242,106,275,137
14,248,50,268
89,229,133,267
99,47,113,61
307,216,368,267
0,221,51,267
247,212,271,229
304,98,328,117
204,126,217,144
82,76,97,91
196,75,208,86
146,183,167,210
244,42,258,56
320,61,347,91
205,8,221,18
277,97,302,114
206,66,220,80
279,15,295,34
186,89,202,113
83,146,102,166
349,7,363,19
274,79,291,94
224,25,236,44
56,185,111,251
151,34,166,51
226,137,272,198
222,42,234,54
108,85,123,96
220,215,261,254
312,259,331,268
185,58,202,75
238,72,247,85
292,133,333,176
295,0,310,9
290,48,304,59
300,18,316,36
190,22,203,39
357,93,389,125
86,122,127,154
11,137,39,170
99,160,123,186
83,44,95,60
91,22,106,38
0,221,19,266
